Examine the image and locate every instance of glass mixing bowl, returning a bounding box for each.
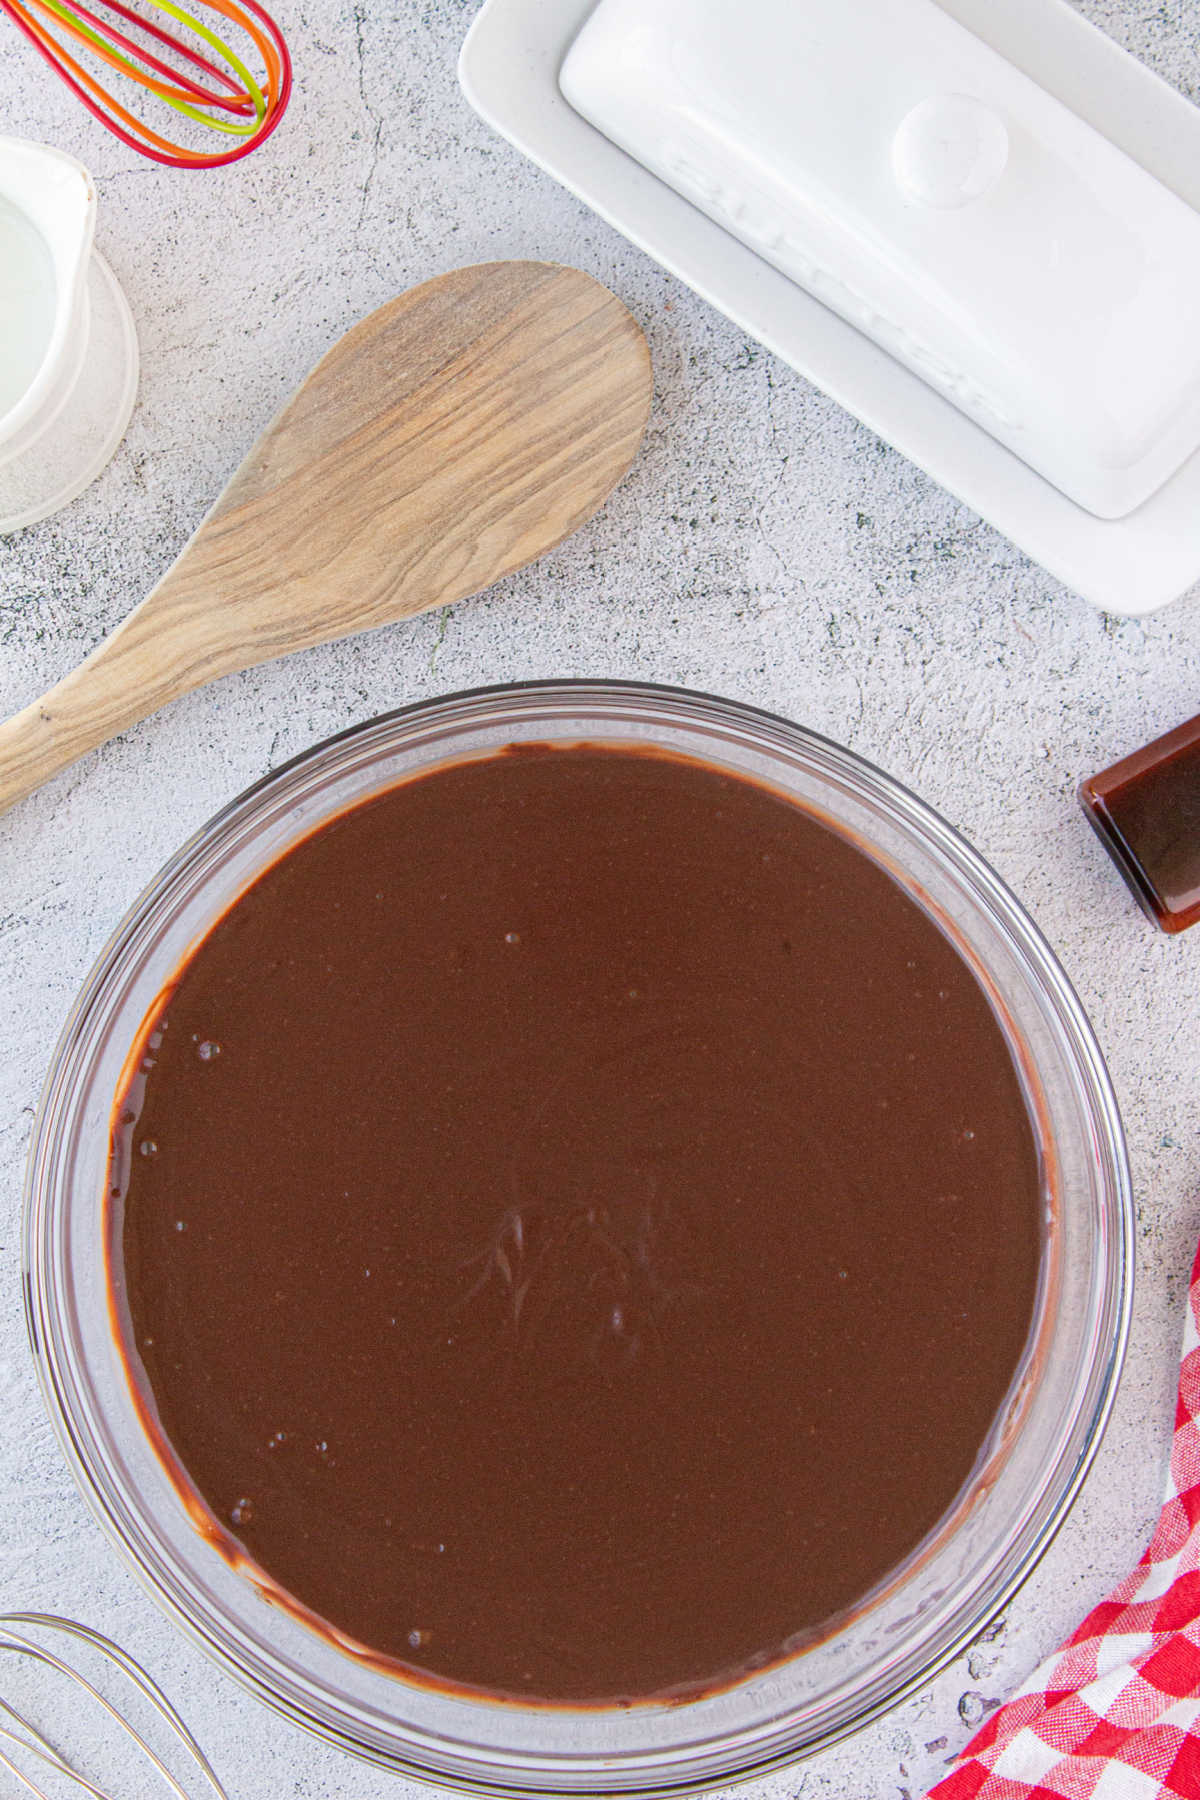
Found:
[24,681,1132,1795]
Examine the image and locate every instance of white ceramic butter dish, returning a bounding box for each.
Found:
[460,0,1200,614]
[561,0,1200,522]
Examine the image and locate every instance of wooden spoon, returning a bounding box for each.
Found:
[0,261,653,816]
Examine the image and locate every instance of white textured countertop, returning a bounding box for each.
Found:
[2,4,1200,1796]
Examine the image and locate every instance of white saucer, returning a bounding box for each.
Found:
[460,0,1200,616]
[0,248,139,536]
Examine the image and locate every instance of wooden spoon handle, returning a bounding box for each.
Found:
[0,589,213,815]
[0,262,652,818]
[0,524,443,815]
[0,507,452,815]
[0,686,126,819]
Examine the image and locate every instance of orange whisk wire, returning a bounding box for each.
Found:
[24,0,253,112]
[94,0,255,100]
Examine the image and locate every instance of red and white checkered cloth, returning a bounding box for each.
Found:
[928,1238,1200,1800]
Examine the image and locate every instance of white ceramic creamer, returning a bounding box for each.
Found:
[0,139,93,467]
[560,0,1200,520]
[0,137,138,534]
[0,195,56,420]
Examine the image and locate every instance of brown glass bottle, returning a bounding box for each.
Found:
[1080,713,1200,934]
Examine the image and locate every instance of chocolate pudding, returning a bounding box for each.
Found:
[108,743,1043,1705]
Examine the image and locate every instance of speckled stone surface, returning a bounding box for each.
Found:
[2,4,1200,1796]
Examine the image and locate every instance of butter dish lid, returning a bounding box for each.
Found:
[560,0,1200,521]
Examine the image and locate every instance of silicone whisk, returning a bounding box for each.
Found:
[0,0,290,167]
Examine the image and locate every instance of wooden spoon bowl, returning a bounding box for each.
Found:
[0,261,653,816]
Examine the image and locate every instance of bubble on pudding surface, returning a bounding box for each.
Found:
[196,1040,221,1062]
[231,1497,255,1527]
[408,1628,431,1649]
[139,1139,158,1157]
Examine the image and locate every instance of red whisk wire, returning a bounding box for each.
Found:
[23,0,256,111]
[93,0,251,98]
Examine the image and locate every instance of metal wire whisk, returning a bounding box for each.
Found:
[0,1613,229,1800]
